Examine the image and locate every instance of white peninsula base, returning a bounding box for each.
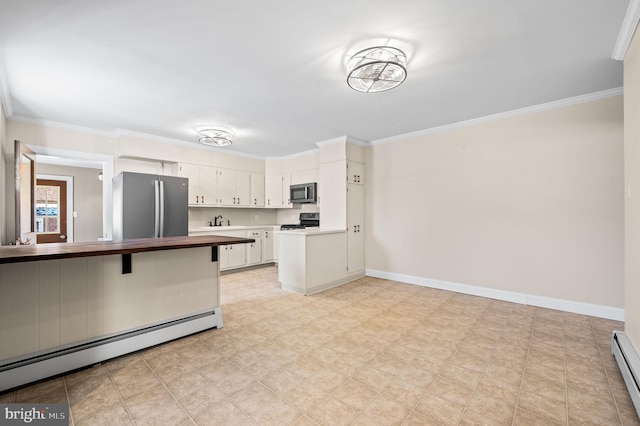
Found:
[278,229,364,295]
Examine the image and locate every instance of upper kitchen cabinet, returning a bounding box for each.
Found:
[178,163,217,206]
[291,168,319,185]
[265,174,292,208]
[115,157,177,176]
[319,160,347,228]
[251,173,265,207]
[217,168,251,206]
[347,161,364,185]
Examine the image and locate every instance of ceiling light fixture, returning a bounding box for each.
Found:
[347,46,407,93]
[197,128,233,147]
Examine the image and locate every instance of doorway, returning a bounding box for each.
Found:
[36,178,70,244]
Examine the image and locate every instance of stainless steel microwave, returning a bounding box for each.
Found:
[290,182,317,204]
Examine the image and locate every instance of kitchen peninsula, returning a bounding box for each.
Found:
[0,235,252,391]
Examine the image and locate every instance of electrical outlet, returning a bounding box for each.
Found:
[73,211,78,218]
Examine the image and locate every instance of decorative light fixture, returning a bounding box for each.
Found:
[197,128,233,147]
[347,46,407,93]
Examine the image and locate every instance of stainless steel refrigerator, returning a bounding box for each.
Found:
[113,172,188,240]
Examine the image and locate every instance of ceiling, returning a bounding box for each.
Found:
[0,0,631,158]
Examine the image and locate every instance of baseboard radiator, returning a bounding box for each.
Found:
[612,331,640,416]
[0,308,221,392]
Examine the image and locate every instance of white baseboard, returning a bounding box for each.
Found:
[365,269,624,321]
[282,270,365,296]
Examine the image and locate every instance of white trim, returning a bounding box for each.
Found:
[115,128,265,160]
[370,88,624,146]
[612,0,640,60]
[27,145,114,241]
[281,271,364,295]
[36,174,74,243]
[315,135,370,149]
[365,269,625,321]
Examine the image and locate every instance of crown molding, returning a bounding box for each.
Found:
[115,128,265,160]
[315,134,370,148]
[612,0,640,60]
[370,87,623,146]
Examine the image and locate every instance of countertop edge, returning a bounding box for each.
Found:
[277,228,347,235]
[0,235,254,264]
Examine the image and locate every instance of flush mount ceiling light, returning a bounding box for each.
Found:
[347,46,407,93]
[197,128,233,147]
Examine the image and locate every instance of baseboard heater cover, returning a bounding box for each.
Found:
[612,331,640,417]
[0,307,222,392]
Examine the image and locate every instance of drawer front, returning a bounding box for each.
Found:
[248,230,263,238]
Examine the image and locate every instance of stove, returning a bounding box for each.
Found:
[280,212,319,230]
[280,224,306,230]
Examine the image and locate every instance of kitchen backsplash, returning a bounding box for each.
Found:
[188,208,278,228]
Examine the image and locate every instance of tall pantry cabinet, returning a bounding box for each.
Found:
[319,140,365,275]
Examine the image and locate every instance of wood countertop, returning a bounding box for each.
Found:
[0,235,254,264]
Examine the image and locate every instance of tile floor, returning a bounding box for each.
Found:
[1,266,639,425]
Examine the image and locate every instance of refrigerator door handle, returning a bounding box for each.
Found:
[159,180,165,238]
[154,180,161,238]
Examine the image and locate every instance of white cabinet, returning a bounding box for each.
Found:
[194,228,275,271]
[319,160,347,229]
[283,174,292,208]
[217,169,251,206]
[215,231,247,270]
[265,174,292,208]
[263,228,275,262]
[265,175,282,207]
[347,184,365,273]
[248,230,263,265]
[347,161,364,185]
[318,143,365,277]
[178,163,217,206]
[251,173,265,207]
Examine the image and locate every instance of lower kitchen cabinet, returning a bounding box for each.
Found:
[248,230,263,265]
[220,244,246,270]
[263,229,274,262]
[347,183,365,273]
[192,227,277,271]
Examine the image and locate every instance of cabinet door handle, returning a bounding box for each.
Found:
[238,198,240,204]
[196,195,199,203]
[254,198,257,205]
[202,195,205,203]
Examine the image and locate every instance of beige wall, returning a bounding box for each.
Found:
[624,28,640,348]
[366,96,624,308]
[0,101,5,245]
[36,163,104,242]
